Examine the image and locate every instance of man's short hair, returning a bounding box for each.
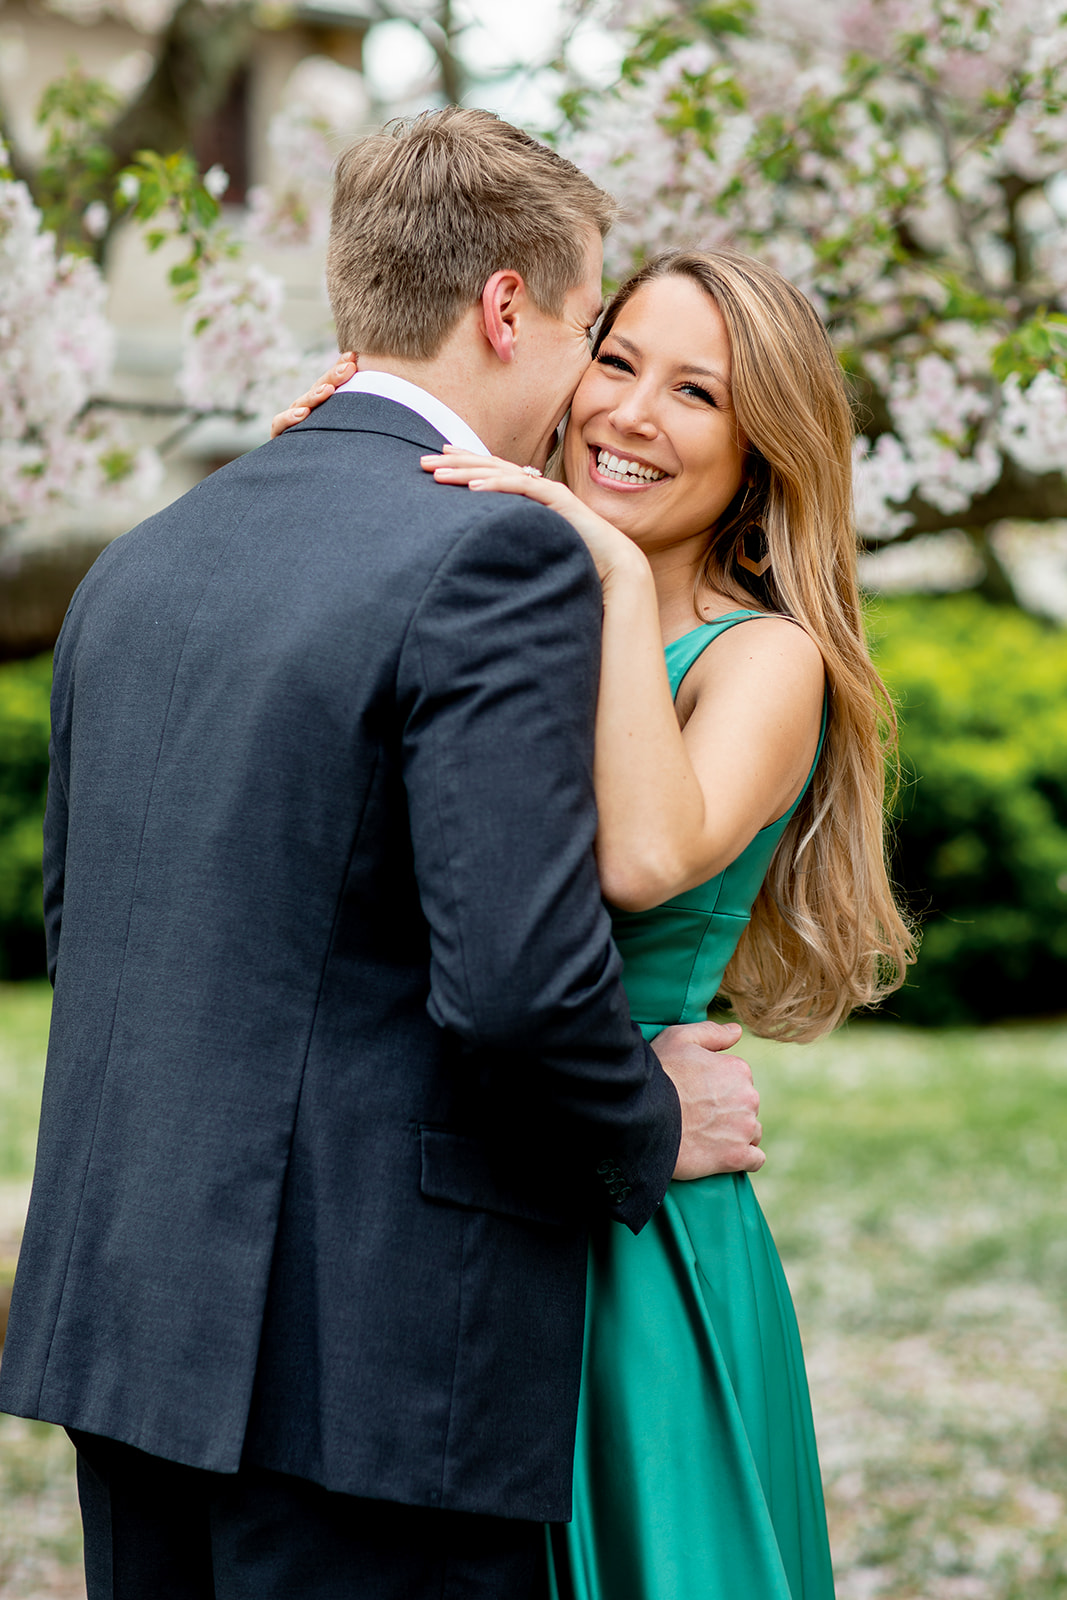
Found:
[326,107,616,360]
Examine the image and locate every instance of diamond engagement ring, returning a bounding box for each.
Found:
[520,465,543,478]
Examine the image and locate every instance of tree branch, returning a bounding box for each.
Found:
[0,97,34,188]
[859,461,1067,552]
[999,171,1040,288]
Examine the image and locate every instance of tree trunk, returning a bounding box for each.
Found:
[105,0,258,172]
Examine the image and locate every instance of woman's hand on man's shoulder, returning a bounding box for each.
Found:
[270,355,357,438]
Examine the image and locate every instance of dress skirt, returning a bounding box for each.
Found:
[547,1174,836,1600]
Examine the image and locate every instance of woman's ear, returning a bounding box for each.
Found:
[480,270,525,364]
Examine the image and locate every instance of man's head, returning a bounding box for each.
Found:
[327,107,614,361]
[325,109,612,467]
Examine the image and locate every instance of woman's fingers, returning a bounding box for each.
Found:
[421,449,518,473]
[420,450,642,585]
[270,401,312,439]
[422,456,562,505]
[270,355,356,439]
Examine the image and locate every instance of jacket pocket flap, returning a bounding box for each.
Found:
[419,1127,568,1228]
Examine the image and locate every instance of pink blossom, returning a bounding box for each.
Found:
[998,373,1067,476]
[176,264,302,422]
[0,167,159,529]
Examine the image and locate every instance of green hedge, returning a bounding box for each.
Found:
[0,655,51,979]
[872,593,1067,1025]
[2,595,1065,1020]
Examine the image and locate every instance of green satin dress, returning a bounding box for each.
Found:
[548,611,835,1600]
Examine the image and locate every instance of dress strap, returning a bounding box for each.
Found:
[664,610,827,830]
[664,610,771,698]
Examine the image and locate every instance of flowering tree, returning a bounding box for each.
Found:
[5,0,1067,615]
[558,0,1067,599]
[0,0,297,556]
[0,130,306,538]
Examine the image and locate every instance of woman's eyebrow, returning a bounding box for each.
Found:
[606,331,730,386]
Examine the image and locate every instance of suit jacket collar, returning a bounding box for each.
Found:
[287,392,449,454]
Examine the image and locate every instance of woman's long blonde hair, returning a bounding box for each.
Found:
[595,250,916,1041]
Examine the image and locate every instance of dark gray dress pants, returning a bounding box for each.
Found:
[70,1430,548,1600]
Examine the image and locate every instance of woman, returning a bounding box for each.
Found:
[275,249,914,1599]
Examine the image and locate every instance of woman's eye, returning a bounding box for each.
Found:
[680,382,717,406]
[596,352,633,374]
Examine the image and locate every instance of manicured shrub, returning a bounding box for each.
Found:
[0,655,50,979]
[1,598,1065,1023]
[871,593,1067,1024]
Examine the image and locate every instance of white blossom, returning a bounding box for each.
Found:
[853,434,917,539]
[0,167,159,531]
[83,200,110,240]
[245,58,369,249]
[998,372,1067,475]
[176,263,302,421]
[887,356,1001,515]
[202,165,230,202]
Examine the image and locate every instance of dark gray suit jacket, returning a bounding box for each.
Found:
[0,393,680,1522]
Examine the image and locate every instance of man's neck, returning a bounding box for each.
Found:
[357,310,509,457]
[358,358,493,446]
[337,370,489,455]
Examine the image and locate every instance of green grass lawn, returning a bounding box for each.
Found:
[746,1022,1067,1600]
[0,984,1064,1599]
[0,979,53,1184]
[0,981,85,1599]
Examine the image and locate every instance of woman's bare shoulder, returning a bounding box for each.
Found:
[716,611,823,659]
[678,613,824,721]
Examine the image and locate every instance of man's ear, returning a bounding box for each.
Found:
[480,270,525,364]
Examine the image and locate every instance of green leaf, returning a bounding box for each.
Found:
[937,275,1003,325]
[98,449,135,484]
[991,313,1067,386]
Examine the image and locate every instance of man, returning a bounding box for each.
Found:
[0,109,762,1598]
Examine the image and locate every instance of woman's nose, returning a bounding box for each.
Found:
[609,394,658,437]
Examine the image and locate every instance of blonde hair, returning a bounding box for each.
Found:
[596,250,916,1041]
[327,108,616,360]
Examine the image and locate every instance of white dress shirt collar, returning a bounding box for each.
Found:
[332,370,489,455]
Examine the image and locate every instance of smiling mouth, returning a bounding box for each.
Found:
[591,446,669,486]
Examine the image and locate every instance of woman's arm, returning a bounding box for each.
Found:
[424,451,825,913]
[598,605,824,909]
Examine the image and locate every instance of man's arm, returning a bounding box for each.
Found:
[398,498,681,1231]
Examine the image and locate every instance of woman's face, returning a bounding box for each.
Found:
[563,274,749,555]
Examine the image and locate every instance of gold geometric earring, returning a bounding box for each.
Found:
[736,525,772,577]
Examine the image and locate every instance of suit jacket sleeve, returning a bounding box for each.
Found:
[397,497,680,1232]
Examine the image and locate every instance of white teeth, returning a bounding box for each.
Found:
[596,448,666,483]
